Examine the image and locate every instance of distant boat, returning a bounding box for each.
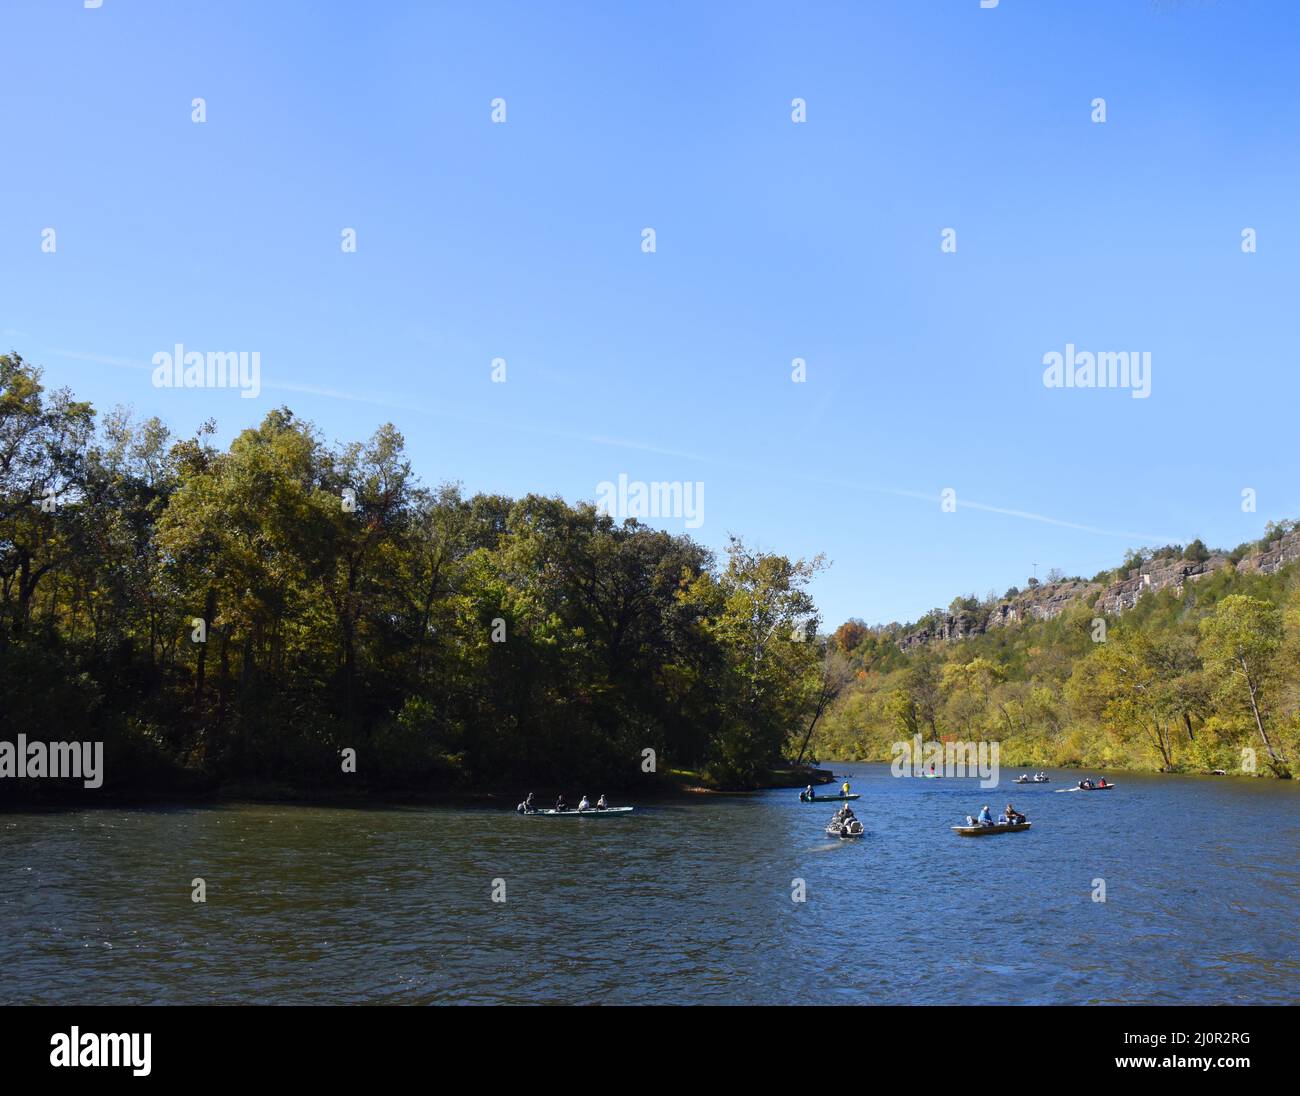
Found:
[1055,782,1115,793]
[799,791,860,802]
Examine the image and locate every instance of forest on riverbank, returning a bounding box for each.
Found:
[813,528,1300,778]
[5,352,1297,803]
[1,354,832,801]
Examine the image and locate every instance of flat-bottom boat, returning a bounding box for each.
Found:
[799,792,860,802]
[1055,783,1115,792]
[952,821,1032,836]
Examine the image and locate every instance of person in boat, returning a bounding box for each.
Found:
[1096,777,1107,788]
[1078,779,1091,790]
[804,785,815,801]
[841,781,851,798]
[1002,803,1024,825]
[555,793,569,812]
[519,792,535,814]
[578,794,591,812]
[977,804,993,826]
[596,794,608,810]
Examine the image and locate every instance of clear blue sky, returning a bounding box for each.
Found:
[3,0,1298,628]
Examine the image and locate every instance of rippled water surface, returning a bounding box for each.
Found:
[3,766,1298,1004]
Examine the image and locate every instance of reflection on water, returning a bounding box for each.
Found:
[2,766,1297,1004]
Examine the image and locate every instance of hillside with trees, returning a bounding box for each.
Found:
[816,530,1300,777]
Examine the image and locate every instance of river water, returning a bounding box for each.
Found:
[2,765,1297,1004]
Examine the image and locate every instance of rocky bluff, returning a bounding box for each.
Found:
[897,527,1300,652]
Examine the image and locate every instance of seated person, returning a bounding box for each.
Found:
[578,795,591,811]
[977,805,993,826]
[596,794,608,810]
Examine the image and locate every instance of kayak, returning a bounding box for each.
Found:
[952,822,1032,836]
[799,792,860,802]
[1054,783,1116,792]
[520,807,635,816]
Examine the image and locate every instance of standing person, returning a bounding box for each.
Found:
[841,780,851,798]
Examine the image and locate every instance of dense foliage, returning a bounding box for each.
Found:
[818,541,1300,777]
[1,355,835,797]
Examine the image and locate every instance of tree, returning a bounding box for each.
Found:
[1199,595,1287,775]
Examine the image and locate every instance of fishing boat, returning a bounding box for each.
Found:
[1014,776,1051,784]
[951,821,1032,836]
[799,791,860,802]
[826,818,865,838]
[520,806,635,817]
[1055,782,1115,793]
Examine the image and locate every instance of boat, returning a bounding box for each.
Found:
[826,818,865,838]
[520,806,635,816]
[951,821,1032,836]
[1055,782,1115,792]
[799,792,860,802]
[1014,776,1051,784]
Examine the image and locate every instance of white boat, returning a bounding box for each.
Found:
[826,818,864,838]
[521,806,635,817]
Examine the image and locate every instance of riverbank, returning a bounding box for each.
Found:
[0,763,837,810]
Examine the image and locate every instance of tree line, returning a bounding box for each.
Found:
[1,354,836,799]
[818,545,1300,777]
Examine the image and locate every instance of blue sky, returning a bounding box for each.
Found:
[2,0,1298,627]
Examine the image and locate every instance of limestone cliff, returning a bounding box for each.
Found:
[896,526,1300,651]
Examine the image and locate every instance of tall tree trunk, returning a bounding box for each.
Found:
[1239,656,1283,766]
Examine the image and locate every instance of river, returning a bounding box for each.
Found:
[2,765,1297,1004]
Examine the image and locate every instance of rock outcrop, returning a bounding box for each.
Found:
[1235,529,1300,576]
[895,526,1298,651]
[1092,554,1231,614]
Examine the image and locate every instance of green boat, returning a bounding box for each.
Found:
[799,792,860,802]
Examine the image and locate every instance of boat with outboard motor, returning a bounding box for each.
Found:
[826,817,865,838]
[1055,779,1115,792]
